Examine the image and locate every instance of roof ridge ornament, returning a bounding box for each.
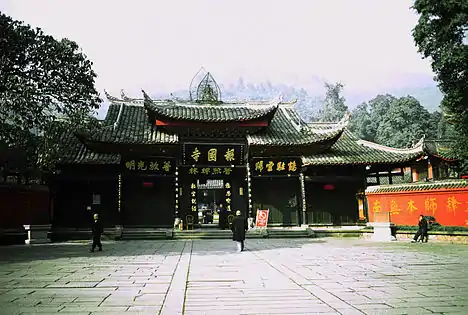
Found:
[104,89,121,102]
[196,72,222,103]
[120,89,132,101]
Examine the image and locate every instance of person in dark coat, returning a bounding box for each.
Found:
[231,210,248,252]
[218,204,227,229]
[90,213,103,252]
[412,214,428,243]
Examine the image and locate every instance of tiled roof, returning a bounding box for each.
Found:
[82,104,178,145]
[366,179,468,194]
[302,129,424,166]
[143,91,280,123]
[423,139,457,161]
[57,131,120,165]
[247,107,347,146]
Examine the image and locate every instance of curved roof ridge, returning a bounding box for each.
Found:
[357,136,425,154]
[366,179,468,193]
[303,112,350,135]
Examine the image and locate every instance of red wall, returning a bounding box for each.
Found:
[367,188,468,227]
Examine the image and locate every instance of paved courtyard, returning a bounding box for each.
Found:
[0,239,467,315]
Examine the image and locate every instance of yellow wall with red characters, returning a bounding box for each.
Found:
[367,188,468,226]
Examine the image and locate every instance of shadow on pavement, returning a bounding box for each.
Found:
[0,238,329,264]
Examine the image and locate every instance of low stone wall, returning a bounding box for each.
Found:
[359,229,468,244]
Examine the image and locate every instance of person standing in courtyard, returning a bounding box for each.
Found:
[412,214,428,243]
[231,210,248,252]
[218,203,227,229]
[90,213,103,252]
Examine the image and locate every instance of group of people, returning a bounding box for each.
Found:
[87,206,248,253]
[412,214,429,243]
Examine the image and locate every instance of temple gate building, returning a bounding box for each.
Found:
[51,71,433,231]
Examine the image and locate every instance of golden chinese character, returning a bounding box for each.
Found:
[225,182,231,189]
[223,168,232,175]
[212,168,221,174]
[266,161,274,172]
[424,198,438,215]
[191,183,197,189]
[447,196,462,214]
[255,160,264,172]
[163,161,171,172]
[201,167,210,175]
[277,162,285,171]
[137,160,147,171]
[373,200,381,213]
[224,148,235,162]
[125,160,136,170]
[226,191,231,197]
[225,198,231,204]
[191,205,197,212]
[407,199,418,214]
[288,161,297,172]
[390,200,400,215]
[191,191,196,197]
[191,147,201,161]
[149,161,159,171]
[191,198,196,205]
[226,205,231,211]
[207,148,217,162]
[189,167,198,175]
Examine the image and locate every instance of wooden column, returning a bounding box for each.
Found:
[428,160,434,180]
[299,172,307,226]
[412,167,419,182]
[246,162,253,217]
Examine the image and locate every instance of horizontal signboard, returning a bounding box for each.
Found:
[122,157,176,175]
[250,157,302,176]
[185,166,234,177]
[183,143,244,166]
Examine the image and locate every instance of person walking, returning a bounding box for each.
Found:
[90,213,103,252]
[231,210,248,252]
[412,214,428,243]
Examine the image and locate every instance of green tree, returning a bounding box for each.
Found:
[412,0,468,172]
[0,12,101,173]
[367,94,397,141]
[348,102,373,141]
[375,96,431,148]
[319,82,349,122]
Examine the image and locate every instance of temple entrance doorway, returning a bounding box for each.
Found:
[196,179,231,228]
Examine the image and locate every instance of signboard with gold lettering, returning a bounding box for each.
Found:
[183,143,244,166]
[186,166,234,177]
[122,158,175,175]
[250,157,302,176]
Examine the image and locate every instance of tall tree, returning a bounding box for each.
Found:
[366,94,397,141]
[0,12,101,173]
[348,102,373,141]
[412,0,468,171]
[319,82,348,122]
[375,96,431,148]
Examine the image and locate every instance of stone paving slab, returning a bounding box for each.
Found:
[0,238,467,314]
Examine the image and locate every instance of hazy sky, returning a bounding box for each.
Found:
[1,0,432,97]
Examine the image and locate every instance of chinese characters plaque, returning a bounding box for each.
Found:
[250,157,302,176]
[122,158,175,175]
[183,143,244,166]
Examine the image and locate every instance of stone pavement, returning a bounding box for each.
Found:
[0,239,467,315]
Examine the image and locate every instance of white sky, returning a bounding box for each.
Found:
[1,0,433,97]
